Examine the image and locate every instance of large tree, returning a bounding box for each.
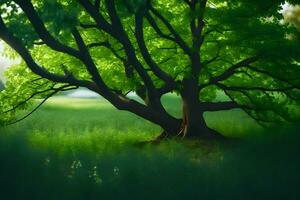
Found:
[0,0,299,138]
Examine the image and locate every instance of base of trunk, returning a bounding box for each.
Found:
[154,125,224,142]
[190,126,225,139]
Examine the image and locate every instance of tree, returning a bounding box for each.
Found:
[0,0,299,139]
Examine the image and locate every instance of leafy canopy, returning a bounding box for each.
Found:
[0,0,300,125]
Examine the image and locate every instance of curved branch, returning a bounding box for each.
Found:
[103,0,162,105]
[222,90,275,126]
[80,23,99,29]
[247,65,300,90]
[78,0,114,34]
[72,28,112,94]
[222,89,296,124]
[201,101,241,111]
[149,5,191,55]
[79,0,158,100]
[203,45,221,65]
[15,0,81,58]
[0,16,91,87]
[6,85,78,125]
[207,57,258,85]
[2,84,57,114]
[135,11,175,83]
[145,12,177,42]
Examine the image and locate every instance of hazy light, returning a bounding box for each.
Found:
[279,1,300,30]
[0,40,19,81]
[67,88,99,98]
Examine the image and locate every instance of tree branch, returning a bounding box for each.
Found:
[190,0,207,51]
[145,13,177,42]
[149,4,191,55]
[94,0,100,10]
[201,101,241,111]
[135,11,176,84]
[3,84,57,114]
[200,56,259,89]
[71,28,113,94]
[0,16,90,87]
[203,45,221,65]
[222,90,275,126]
[6,85,77,125]
[247,65,300,90]
[80,23,98,29]
[15,0,81,58]
[103,0,162,106]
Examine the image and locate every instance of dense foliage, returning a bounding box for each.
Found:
[0,0,299,136]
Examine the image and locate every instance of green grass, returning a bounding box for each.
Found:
[3,94,262,138]
[0,95,299,200]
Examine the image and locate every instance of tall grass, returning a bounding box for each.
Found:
[0,96,299,200]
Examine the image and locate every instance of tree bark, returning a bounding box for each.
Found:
[176,78,224,139]
[181,102,223,139]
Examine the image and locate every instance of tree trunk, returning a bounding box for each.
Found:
[156,98,224,140]
[175,78,224,139]
[111,78,224,140]
[180,100,223,139]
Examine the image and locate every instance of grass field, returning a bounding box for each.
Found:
[0,95,299,200]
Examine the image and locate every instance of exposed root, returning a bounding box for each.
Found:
[135,125,226,148]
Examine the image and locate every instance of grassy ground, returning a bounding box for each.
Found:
[0,95,299,200]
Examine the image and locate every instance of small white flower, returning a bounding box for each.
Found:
[113,167,120,176]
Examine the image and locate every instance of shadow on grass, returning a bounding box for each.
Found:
[0,125,300,200]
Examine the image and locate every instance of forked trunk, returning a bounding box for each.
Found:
[180,100,223,139]
[134,79,224,140]
[158,102,223,139]
[157,97,224,140]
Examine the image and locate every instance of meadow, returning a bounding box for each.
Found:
[0,95,299,200]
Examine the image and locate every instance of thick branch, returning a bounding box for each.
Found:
[190,0,207,51]
[87,41,110,49]
[135,11,175,84]
[145,13,177,42]
[200,56,258,89]
[103,0,162,105]
[94,0,100,10]
[78,0,115,34]
[201,101,241,111]
[149,5,191,55]
[79,0,158,101]
[0,17,90,87]
[80,23,98,29]
[72,28,113,94]
[15,0,80,58]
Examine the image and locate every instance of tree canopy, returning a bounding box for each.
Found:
[0,0,299,137]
